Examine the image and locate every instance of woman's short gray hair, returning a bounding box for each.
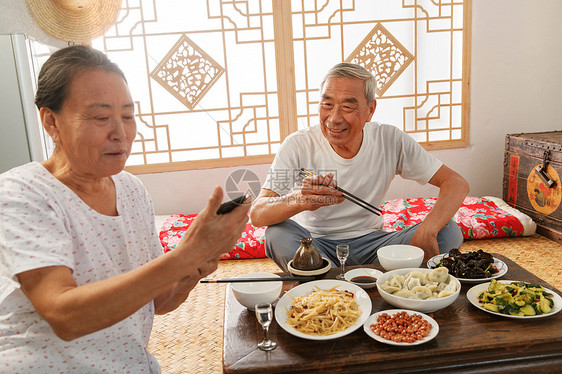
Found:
[319,63,377,102]
[35,45,126,112]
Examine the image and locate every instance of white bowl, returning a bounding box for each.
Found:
[230,272,283,310]
[344,268,383,289]
[376,268,461,313]
[377,244,424,271]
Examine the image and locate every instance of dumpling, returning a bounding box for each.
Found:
[437,289,456,298]
[437,280,458,298]
[388,274,405,288]
[425,281,440,292]
[405,276,422,290]
[428,267,449,283]
[411,285,432,300]
[406,271,427,283]
[394,289,416,299]
[380,283,401,294]
[408,270,426,278]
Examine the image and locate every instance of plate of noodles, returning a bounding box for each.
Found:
[274,280,372,340]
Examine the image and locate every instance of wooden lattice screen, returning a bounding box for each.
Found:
[92,0,471,174]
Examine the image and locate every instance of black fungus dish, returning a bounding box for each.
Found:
[434,249,498,279]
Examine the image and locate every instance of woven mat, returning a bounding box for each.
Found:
[148,234,562,374]
[148,258,280,373]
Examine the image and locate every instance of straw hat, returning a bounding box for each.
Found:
[25,0,123,44]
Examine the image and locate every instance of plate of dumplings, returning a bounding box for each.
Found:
[376,267,461,313]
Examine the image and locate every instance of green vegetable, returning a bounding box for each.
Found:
[519,304,536,316]
[476,279,555,317]
[539,294,552,314]
[482,303,499,312]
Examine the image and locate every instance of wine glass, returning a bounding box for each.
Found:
[336,244,350,280]
[254,303,277,351]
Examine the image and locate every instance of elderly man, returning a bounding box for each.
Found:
[250,62,469,272]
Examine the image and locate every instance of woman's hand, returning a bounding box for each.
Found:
[153,187,251,313]
[174,187,250,265]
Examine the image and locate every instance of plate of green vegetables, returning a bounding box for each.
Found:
[467,279,561,319]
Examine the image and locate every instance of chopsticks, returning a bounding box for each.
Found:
[300,168,382,216]
[200,276,315,283]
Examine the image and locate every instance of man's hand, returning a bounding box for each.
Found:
[298,172,345,211]
[408,227,440,263]
[250,172,345,227]
[408,165,469,262]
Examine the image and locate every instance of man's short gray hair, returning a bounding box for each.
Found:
[319,63,377,102]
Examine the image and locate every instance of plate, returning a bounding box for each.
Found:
[363,309,439,346]
[274,280,372,340]
[344,268,383,289]
[467,280,562,319]
[427,253,508,283]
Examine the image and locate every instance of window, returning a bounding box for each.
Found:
[93,0,471,174]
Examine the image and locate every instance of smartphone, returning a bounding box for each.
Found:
[216,194,248,214]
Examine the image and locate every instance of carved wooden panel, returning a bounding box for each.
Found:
[347,23,414,97]
[151,34,225,111]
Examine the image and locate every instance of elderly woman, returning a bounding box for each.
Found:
[0,45,249,372]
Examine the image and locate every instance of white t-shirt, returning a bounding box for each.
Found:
[263,122,443,240]
[0,162,163,373]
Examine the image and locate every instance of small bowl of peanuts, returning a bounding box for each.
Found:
[363,309,439,346]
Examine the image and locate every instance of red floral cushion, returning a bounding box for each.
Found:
[159,197,529,260]
[159,214,266,259]
[382,196,525,239]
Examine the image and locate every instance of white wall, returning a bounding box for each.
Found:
[2,1,561,215]
[0,1,67,48]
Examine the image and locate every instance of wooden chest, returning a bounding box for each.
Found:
[503,131,562,243]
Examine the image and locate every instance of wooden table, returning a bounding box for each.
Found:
[223,254,562,373]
